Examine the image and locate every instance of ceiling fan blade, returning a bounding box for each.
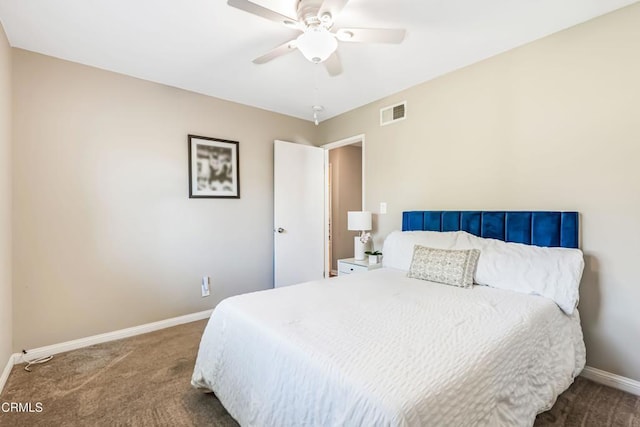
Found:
[252,40,298,64]
[336,28,406,44]
[319,0,350,19]
[324,52,342,76]
[227,0,298,25]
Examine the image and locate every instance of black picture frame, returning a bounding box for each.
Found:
[188,135,240,199]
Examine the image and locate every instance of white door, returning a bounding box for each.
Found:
[274,140,325,287]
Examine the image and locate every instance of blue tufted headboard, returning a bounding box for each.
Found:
[402,211,579,249]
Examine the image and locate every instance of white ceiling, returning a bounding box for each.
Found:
[0,0,637,122]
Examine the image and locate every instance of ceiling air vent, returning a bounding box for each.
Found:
[380,101,406,126]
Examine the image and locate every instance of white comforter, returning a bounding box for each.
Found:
[192,268,585,427]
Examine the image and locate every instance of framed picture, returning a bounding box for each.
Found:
[188,135,240,198]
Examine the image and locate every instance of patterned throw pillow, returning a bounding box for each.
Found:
[407,245,480,288]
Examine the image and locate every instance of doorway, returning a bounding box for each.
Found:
[323,135,365,276]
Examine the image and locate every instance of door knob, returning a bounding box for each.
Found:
[276,227,285,233]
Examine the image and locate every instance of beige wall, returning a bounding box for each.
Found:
[329,145,362,270]
[319,4,640,381]
[11,49,316,351]
[0,23,12,371]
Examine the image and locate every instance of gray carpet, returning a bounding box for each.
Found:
[0,319,638,426]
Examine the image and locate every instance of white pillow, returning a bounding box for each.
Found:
[382,230,463,271]
[456,232,584,315]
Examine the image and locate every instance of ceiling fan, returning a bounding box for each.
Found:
[227,0,406,76]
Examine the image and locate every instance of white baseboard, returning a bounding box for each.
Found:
[581,365,640,396]
[11,309,212,366]
[0,354,14,395]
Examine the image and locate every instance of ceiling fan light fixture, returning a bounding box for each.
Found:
[296,27,337,63]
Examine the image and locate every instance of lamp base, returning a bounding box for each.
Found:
[354,236,365,260]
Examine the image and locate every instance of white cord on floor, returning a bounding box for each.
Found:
[24,355,53,372]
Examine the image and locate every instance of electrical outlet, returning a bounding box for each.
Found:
[380,202,387,214]
[201,276,210,297]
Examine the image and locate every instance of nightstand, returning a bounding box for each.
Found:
[337,258,382,276]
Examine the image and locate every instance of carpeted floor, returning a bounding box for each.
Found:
[0,319,638,426]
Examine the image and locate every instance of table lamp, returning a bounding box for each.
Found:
[348,211,372,260]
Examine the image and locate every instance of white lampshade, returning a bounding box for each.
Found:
[296,27,338,63]
[348,211,372,231]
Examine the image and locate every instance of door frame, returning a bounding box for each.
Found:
[321,134,366,277]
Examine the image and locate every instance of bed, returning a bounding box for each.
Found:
[192,211,586,426]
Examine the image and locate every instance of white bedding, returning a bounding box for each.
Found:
[192,268,585,426]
